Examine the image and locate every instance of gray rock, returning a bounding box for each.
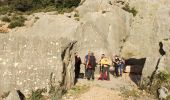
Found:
[6,90,20,100]
[158,86,169,100]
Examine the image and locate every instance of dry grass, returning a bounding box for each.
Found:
[120,87,141,98]
[66,85,90,98]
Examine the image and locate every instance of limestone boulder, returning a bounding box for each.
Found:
[6,90,20,100]
[120,0,170,78]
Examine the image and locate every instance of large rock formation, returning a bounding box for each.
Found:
[0,0,132,98]
[0,0,170,98]
[0,34,77,97]
[120,0,170,78]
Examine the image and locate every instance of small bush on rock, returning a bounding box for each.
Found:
[122,4,138,17]
[149,71,170,97]
[8,16,27,28]
[0,6,12,15]
[28,88,46,100]
[1,16,11,22]
[166,95,170,100]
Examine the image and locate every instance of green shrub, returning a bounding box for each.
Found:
[0,5,12,15]
[40,0,53,7]
[74,13,79,17]
[138,71,170,99]
[57,7,75,14]
[55,0,81,13]
[166,95,170,100]
[155,71,170,82]
[28,88,46,100]
[8,16,27,28]
[0,0,81,14]
[43,6,56,12]
[75,17,80,21]
[55,0,81,8]
[149,71,170,96]
[35,16,39,19]
[7,0,33,12]
[1,16,11,22]
[122,4,138,16]
[68,85,90,96]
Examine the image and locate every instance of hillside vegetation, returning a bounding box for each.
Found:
[0,0,81,14]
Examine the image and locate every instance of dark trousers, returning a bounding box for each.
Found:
[102,66,110,80]
[87,68,94,80]
[115,65,119,76]
[75,68,80,78]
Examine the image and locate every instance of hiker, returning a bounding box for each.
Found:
[118,57,125,76]
[74,52,82,78]
[98,54,106,80]
[100,54,111,80]
[99,54,105,73]
[113,55,125,77]
[86,52,96,80]
[84,51,91,79]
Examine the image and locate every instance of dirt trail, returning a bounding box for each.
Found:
[62,73,156,100]
[74,86,123,100]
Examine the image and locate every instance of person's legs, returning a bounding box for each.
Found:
[92,69,95,80]
[106,66,110,80]
[90,69,93,80]
[115,65,119,77]
[86,68,90,80]
[119,64,124,76]
[89,69,93,80]
[77,67,80,78]
[75,65,79,78]
[84,66,87,78]
[102,67,106,80]
[75,69,78,78]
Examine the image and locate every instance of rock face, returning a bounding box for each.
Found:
[6,90,20,100]
[0,0,132,97]
[0,0,170,98]
[120,0,170,78]
[158,86,169,100]
[0,34,76,96]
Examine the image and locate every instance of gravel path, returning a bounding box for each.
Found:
[62,73,156,100]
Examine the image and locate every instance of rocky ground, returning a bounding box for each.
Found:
[62,72,156,100]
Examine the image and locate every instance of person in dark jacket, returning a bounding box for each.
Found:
[85,52,96,80]
[88,52,96,80]
[75,52,82,78]
[112,55,120,77]
[84,51,91,79]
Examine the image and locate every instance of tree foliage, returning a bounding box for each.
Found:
[0,0,81,13]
